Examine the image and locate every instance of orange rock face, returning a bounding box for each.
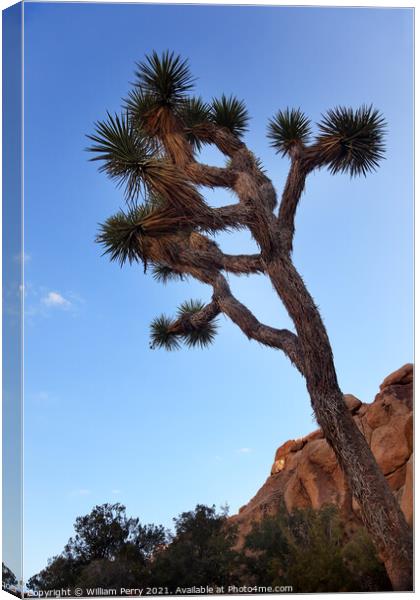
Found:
[231,364,413,542]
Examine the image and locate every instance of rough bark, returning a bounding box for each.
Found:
[211,273,305,375]
[265,255,413,591]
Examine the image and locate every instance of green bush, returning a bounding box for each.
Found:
[243,504,391,592]
[27,502,391,594]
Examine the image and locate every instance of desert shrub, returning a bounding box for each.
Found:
[27,501,391,594]
[149,504,240,588]
[27,504,168,593]
[243,504,391,592]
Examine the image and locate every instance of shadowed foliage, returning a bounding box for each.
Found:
[243,504,391,592]
[148,505,240,588]
[2,563,17,587]
[27,503,391,594]
[152,263,186,284]
[27,504,168,594]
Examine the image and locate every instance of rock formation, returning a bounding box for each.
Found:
[231,364,413,542]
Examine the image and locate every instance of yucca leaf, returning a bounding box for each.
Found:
[96,206,147,266]
[124,88,162,131]
[150,315,181,350]
[315,105,386,177]
[267,108,311,156]
[177,299,218,348]
[134,51,195,108]
[177,97,212,150]
[88,114,204,212]
[96,202,182,266]
[152,264,186,284]
[87,112,157,202]
[210,95,249,137]
[177,299,206,316]
[182,322,218,349]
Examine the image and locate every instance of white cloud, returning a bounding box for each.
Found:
[42,291,71,308]
[111,489,121,495]
[238,447,252,454]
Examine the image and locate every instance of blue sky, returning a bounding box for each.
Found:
[19,2,413,581]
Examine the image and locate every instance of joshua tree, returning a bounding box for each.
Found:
[88,52,412,590]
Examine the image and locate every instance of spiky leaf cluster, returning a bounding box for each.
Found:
[150,315,181,350]
[87,112,157,201]
[315,105,386,177]
[177,97,212,150]
[183,322,218,349]
[177,299,206,316]
[96,204,151,266]
[124,88,162,131]
[97,201,182,267]
[152,263,186,284]
[88,110,206,213]
[177,299,218,348]
[210,95,249,137]
[267,108,311,156]
[150,300,218,350]
[134,50,195,108]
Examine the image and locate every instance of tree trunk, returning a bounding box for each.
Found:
[311,388,413,591]
[266,255,413,591]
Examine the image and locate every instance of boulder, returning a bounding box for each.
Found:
[370,415,411,475]
[343,394,362,412]
[302,428,324,443]
[380,363,413,390]
[306,438,336,474]
[400,455,413,526]
[230,364,413,543]
[386,464,407,491]
[365,400,391,429]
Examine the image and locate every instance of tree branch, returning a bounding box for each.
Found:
[277,153,309,253]
[211,204,250,230]
[191,270,304,374]
[168,299,220,335]
[174,233,264,277]
[221,253,264,275]
[194,122,245,157]
[160,116,278,253]
[185,162,236,188]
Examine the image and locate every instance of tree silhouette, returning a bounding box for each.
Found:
[149,504,239,588]
[88,51,412,590]
[2,563,18,587]
[27,503,167,593]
